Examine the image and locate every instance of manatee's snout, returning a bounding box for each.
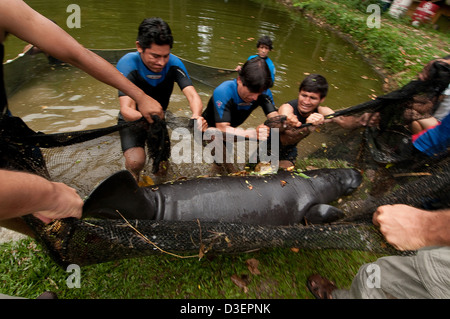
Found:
[342,168,363,194]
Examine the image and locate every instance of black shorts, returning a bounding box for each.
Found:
[118,113,147,152]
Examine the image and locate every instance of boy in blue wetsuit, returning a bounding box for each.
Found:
[203,56,278,140]
[202,57,279,173]
[236,36,276,84]
[117,17,205,181]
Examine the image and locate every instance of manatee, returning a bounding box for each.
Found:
[83,168,362,225]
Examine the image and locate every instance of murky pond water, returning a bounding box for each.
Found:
[3,0,385,186]
[5,0,383,130]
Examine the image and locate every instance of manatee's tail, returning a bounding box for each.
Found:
[82,170,154,220]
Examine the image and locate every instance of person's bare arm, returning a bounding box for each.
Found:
[319,106,379,129]
[119,96,145,122]
[213,111,278,141]
[0,0,163,122]
[0,170,83,223]
[373,204,450,251]
[182,85,208,131]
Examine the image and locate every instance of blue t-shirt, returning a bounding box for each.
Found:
[413,113,450,157]
[116,52,192,110]
[202,79,276,127]
[248,54,275,83]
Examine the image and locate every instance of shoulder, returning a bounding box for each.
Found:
[279,102,295,113]
[118,52,140,64]
[117,52,140,73]
[168,54,187,69]
[166,54,190,77]
[213,80,238,103]
[215,80,237,93]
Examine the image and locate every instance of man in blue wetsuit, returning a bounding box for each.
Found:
[236,36,276,84]
[117,17,205,180]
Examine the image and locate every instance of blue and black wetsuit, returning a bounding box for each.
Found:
[202,79,276,128]
[116,51,193,151]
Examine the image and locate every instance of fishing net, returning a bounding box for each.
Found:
[1,50,449,267]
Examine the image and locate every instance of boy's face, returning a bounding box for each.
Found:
[297,90,324,114]
[257,45,271,59]
[136,42,171,73]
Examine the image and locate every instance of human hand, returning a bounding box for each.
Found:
[256,124,270,141]
[32,182,83,224]
[136,95,165,123]
[286,113,302,128]
[191,115,208,132]
[359,112,380,127]
[306,113,325,126]
[372,204,431,251]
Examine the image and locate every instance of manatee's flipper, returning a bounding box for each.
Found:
[304,204,345,224]
[83,170,155,220]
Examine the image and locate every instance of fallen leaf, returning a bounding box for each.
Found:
[231,274,249,293]
[291,247,299,253]
[280,180,287,187]
[246,258,261,275]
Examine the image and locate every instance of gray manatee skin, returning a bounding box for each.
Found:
[83,168,362,226]
[142,168,362,225]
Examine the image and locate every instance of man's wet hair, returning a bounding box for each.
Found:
[239,56,273,92]
[257,36,273,50]
[137,17,174,49]
[299,74,328,98]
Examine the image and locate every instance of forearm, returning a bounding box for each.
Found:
[183,86,204,118]
[424,209,450,247]
[0,171,69,220]
[119,96,144,121]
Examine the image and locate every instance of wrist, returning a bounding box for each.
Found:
[425,210,450,247]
